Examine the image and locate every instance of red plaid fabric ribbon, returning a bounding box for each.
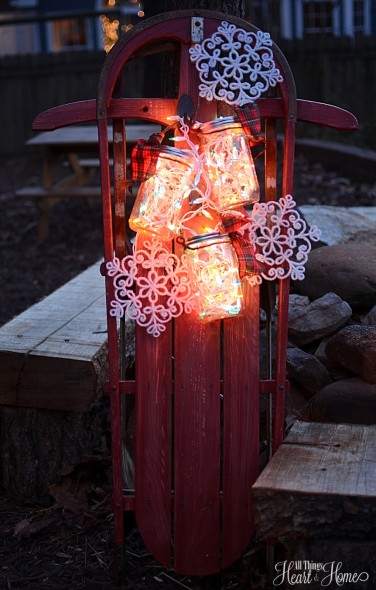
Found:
[221,213,262,278]
[234,103,262,146]
[130,132,164,182]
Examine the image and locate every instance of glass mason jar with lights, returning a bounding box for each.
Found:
[197,117,260,210]
[184,231,243,322]
[129,146,195,240]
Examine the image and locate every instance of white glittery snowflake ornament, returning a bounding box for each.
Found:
[106,239,195,337]
[243,195,321,281]
[189,21,283,106]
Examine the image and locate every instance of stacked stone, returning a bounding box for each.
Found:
[278,206,376,426]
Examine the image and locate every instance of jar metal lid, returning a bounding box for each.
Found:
[185,231,230,249]
[159,145,194,164]
[138,144,194,164]
[198,116,242,134]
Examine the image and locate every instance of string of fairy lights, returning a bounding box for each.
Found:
[101,0,144,51]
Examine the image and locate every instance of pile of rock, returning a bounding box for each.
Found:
[281,205,376,426]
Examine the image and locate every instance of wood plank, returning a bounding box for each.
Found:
[0,352,26,405]
[0,262,114,411]
[15,186,102,200]
[172,33,221,577]
[16,355,101,412]
[32,98,177,131]
[255,421,376,497]
[0,262,103,343]
[31,97,358,139]
[134,234,172,569]
[27,122,160,147]
[296,98,359,130]
[31,99,357,138]
[252,421,376,540]
[222,281,260,568]
[174,313,221,575]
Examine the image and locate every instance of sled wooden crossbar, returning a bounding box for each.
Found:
[33,97,358,132]
[31,9,358,578]
[103,379,289,396]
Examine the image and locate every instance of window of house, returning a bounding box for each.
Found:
[51,18,89,51]
[280,0,371,39]
[302,1,334,35]
[353,0,366,33]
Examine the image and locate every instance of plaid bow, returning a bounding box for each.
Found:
[130,132,164,182]
[234,103,263,147]
[221,213,262,279]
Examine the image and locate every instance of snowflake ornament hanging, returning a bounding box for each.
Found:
[106,239,195,338]
[189,21,283,106]
[243,195,321,282]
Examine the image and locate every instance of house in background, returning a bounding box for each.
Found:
[279,0,375,38]
[249,0,375,39]
[0,0,374,155]
[0,0,144,56]
[1,1,375,56]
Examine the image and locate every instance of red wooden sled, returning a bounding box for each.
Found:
[33,10,358,577]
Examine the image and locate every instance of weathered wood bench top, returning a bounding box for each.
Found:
[252,421,376,540]
[26,123,159,147]
[0,261,109,412]
[15,185,103,200]
[253,421,376,497]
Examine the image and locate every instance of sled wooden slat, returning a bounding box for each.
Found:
[174,314,221,574]
[222,282,260,567]
[134,240,173,567]
[172,36,221,575]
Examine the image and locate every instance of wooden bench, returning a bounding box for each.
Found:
[15,185,102,202]
[15,183,104,243]
[252,421,376,581]
[253,420,376,539]
[17,122,155,243]
[0,261,135,497]
[0,261,108,412]
[65,157,115,169]
[252,422,376,539]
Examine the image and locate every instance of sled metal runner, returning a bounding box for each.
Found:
[32,10,358,576]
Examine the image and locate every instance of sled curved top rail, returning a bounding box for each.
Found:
[96,9,297,121]
[32,9,358,133]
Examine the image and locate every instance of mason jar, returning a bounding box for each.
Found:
[129,146,194,240]
[185,232,243,322]
[198,117,260,210]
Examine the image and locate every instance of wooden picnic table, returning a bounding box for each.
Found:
[17,123,160,243]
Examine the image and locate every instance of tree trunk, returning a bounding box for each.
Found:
[141,0,247,98]
[0,400,109,499]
